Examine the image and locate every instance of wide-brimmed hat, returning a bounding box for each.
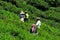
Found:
[32,24,36,27]
[37,17,40,20]
[20,11,25,14]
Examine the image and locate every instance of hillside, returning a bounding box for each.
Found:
[0,0,60,40]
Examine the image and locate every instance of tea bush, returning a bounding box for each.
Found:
[0,9,60,40]
[0,1,60,22]
[0,0,60,40]
[0,0,60,29]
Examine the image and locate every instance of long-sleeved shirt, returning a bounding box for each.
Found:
[25,13,29,18]
[36,20,41,28]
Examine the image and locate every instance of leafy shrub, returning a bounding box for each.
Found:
[25,0,50,8]
[0,1,22,14]
[3,0,60,22]
[0,0,60,40]
[0,9,60,40]
[0,0,60,23]
[50,7,60,12]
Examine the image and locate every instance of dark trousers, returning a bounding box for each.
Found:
[30,28,37,33]
[24,18,28,22]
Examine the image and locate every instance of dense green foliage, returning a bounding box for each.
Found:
[0,0,60,40]
[0,0,60,22]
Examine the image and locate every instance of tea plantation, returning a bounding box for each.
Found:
[0,0,60,40]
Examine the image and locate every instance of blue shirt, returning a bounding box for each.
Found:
[20,14,25,18]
